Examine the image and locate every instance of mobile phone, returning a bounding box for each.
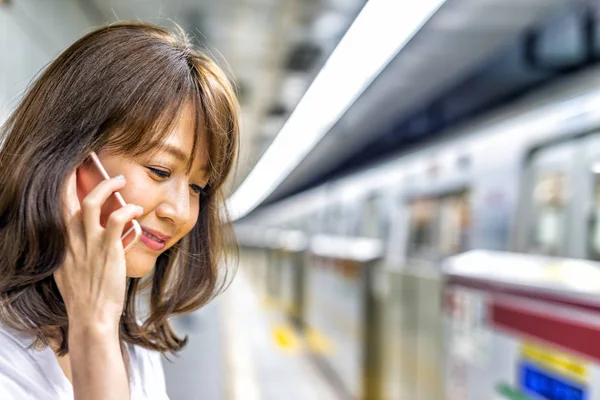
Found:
[78,152,142,253]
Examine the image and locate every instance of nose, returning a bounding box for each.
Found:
[155,180,190,225]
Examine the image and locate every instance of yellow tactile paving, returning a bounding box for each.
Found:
[272,323,301,353]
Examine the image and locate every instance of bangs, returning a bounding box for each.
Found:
[99,54,236,193]
[101,73,199,163]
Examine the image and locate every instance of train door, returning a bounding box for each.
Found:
[520,142,577,257]
[389,189,470,400]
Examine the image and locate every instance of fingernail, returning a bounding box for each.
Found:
[136,205,144,213]
[115,174,125,180]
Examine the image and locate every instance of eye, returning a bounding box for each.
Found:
[190,184,207,197]
[147,167,170,179]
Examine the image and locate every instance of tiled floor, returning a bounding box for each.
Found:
[162,269,339,400]
[162,301,225,400]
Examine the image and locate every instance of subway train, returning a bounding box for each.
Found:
[235,64,600,399]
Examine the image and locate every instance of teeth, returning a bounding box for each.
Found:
[143,231,164,242]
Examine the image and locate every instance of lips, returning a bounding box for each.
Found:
[139,227,172,251]
[142,230,164,243]
[141,227,172,242]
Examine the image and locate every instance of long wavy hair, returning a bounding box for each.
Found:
[0,22,239,355]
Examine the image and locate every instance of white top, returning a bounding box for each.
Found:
[0,325,170,399]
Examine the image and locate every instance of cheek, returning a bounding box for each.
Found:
[119,173,156,208]
[98,157,151,207]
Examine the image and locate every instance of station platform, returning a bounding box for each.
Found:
[161,268,340,400]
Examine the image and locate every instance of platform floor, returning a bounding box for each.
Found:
[161,269,340,400]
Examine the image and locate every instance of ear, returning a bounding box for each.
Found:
[76,160,102,206]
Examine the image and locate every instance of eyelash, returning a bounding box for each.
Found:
[147,167,207,197]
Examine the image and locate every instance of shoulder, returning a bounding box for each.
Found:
[0,326,57,399]
[128,343,169,399]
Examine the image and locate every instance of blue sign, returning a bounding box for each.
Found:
[520,362,586,400]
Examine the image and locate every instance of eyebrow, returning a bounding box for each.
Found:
[160,144,208,173]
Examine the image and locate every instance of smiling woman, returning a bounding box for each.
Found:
[79,102,213,277]
[0,22,239,399]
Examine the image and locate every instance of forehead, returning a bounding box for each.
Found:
[160,103,209,167]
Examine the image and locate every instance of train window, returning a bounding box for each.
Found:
[327,205,340,234]
[530,172,567,256]
[339,205,354,236]
[311,212,322,234]
[407,198,437,256]
[438,192,470,256]
[588,170,600,260]
[361,196,382,238]
[337,206,348,235]
[328,204,349,235]
[407,191,470,259]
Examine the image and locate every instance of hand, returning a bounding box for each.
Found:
[54,169,143,328]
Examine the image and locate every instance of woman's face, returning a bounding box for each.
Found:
[82,104,209,277]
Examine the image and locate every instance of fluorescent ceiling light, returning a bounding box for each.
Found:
[228,0,446,221]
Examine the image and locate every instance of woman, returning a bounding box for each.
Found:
[0,21,239,399]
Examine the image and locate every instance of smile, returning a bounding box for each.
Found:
[140,229,167,251]
[143,230,164,243]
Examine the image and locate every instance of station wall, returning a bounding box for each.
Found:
[0,0,94,122]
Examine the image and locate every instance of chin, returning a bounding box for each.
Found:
[125,248,158,278]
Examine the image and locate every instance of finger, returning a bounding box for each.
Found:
[104,204,144,247]
[81,176,127,235]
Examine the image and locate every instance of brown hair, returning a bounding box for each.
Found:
[0,22,239,355]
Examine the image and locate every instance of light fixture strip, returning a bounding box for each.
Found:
[228,0,447,220]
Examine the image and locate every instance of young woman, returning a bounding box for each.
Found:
[0,22,239,399]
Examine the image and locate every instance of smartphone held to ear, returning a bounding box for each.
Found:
[77,152,142,253]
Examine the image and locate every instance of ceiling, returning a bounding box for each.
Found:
[82,0,366,195]
[260,0,583,205]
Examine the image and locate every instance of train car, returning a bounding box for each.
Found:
[237,65,600,399]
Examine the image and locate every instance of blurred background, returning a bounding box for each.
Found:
[5,0,600,399]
